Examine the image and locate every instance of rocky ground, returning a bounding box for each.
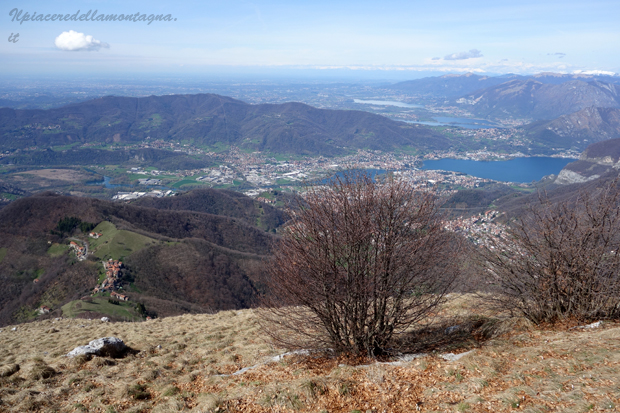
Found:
[0,295,619,412]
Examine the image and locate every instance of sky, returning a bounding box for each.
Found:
[2,0,620,80]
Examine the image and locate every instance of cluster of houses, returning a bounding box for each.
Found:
[69,241,87,261]
[38,305,51,314]
[92,259,126,296]
[89,232,103,239]
[444,210,506,247]
[110,291,129,301]
[35,255,133,318]
[256,196,276,204]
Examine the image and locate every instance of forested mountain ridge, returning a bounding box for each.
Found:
[0,93,448,156]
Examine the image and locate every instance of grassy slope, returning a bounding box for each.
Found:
[1,295,619,412]
[61,297,143,322]
[89,221,160,260]
[46,243,69,257]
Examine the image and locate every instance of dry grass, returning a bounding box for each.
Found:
[0,296,619,412]
[20,169,91,182]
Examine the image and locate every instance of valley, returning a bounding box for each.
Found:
[4,72,620,328]
[3,0,620,411]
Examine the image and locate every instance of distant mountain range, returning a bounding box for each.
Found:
[457,79,620,120]
[385,73,521,98]
[388,72,620,123]
[0,94,448,156]
[522,107,620,151]
[387,72,620,100]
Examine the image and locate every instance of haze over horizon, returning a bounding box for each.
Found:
[2,0,619,81]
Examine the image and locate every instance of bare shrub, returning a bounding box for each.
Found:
[28,359,55,380]
[126,383,150,400]
[261,171,462,356]
[479,179,620,324]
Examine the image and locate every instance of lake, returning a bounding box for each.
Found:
[353,99,423,108]
[422,157,577,183]
[405,117,503,130]
[352,99,502,129]
[87,176,126,188]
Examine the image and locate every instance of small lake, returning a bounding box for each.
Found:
[87,176,126,188]
[353,99,423,108]
[406,117,503,130]
[422,157,576,183]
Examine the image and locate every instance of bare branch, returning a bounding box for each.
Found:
[260,170,462,356]
[478,178,620,324]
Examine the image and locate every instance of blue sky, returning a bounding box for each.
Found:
[2,0,619,79]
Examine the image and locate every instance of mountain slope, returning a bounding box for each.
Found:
[130,187,288,232]
[553,138,620,184]
[0,189,281,326]
[523,107,620,150]
[385,72,620,100]
[0,93,448,156]
[458,79,620,120]
[0,147,211,169]
[385,73,521,98]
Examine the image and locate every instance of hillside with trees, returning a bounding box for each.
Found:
[0,94,448,156]
[0,189,281,327]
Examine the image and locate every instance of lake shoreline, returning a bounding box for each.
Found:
[421,157,577,183]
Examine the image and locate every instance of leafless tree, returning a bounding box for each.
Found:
[260,171,462,356]
[479,179,620,324]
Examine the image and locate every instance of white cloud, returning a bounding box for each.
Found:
[444,49,483,60]
[302,60,594,76]
[573,69,616,76]
[54,30,109,51]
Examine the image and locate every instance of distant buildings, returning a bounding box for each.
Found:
[93,259,125,294]
[69,241,87,261]
[138,178,163,185]
[112,190,174,200]
[38,306,51,314]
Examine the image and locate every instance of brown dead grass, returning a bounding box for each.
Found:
[21,169,90,182]
[0,296,619,412]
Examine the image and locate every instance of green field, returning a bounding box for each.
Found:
[0,247,7,264]
[89,221,159,260]
[171,179,203,188]
[50,142,81,151]
[61,297,144,321]
[1,192,19,200]
[47,243,69,257]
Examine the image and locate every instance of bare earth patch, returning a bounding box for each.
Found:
[21,168,91,182]
[0,297,619,412]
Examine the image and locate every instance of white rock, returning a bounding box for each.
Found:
[441,350,475,362]
[67,337,127,358]
[11,327,16,331]
[101,317,110,322]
